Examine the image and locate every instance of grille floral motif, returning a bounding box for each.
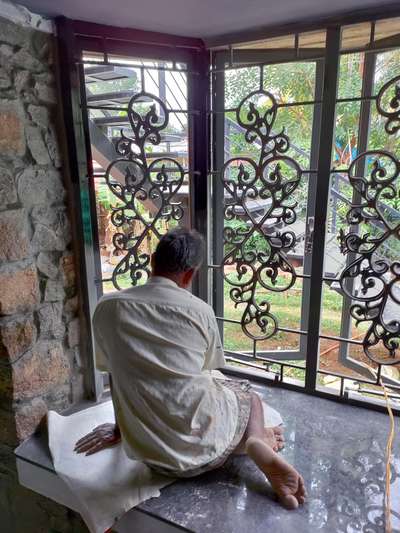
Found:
[339,149,400,365]
[105,92,185,289]
[221,90,301,340]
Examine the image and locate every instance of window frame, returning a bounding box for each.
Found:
[57,9,400,413]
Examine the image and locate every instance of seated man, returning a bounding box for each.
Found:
[75,228,306,509]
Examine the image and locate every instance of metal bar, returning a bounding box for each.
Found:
[223,365,400,416]
[211,52,226,339]
[300,58,324,360]
[224,350,306,370]
[81,59,192,73]
[216,315,307,335]
[85,104,199,114]
[304,27,341,392]
[188,50,210,302]
[319,333,363,345]
[336,95,376,103]
[73,21,203,50]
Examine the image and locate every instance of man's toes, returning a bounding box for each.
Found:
[299,477,307,496]
[280,494,299,510]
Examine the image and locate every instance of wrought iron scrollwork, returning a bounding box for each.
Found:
[376,74,400,135]
[105,92,184,289]
[339,147,400,363]
[221,90,301,340]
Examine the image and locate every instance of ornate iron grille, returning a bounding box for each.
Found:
[338,76,400,366]
[105,93,185,289]
[221,90,302,341]
[211,27,400,408]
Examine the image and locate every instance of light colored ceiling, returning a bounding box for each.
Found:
[17,0,393,40]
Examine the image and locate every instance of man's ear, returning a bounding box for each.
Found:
[182,268,195,287]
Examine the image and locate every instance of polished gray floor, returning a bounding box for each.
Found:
[139,385,400,533]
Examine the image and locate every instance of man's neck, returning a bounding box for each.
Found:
[151,272,185,288]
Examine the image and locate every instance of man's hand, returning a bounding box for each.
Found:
[74,423,121,456]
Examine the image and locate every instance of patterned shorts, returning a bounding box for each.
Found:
[149,378,252,478]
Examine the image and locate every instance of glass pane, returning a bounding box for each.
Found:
[332,101,361,170]
[84,56,190,294]
[225,66,260,109]
[220,60,317,362]
[233,34,295,50]
[263,62,316,102]
[341,22,372,50]
[298,29,326,49]
[374,17,400,41]
[337,53,364,99]
[373,48,400,95]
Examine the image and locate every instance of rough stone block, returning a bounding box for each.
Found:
[67,317,80,348]
[27,104,49,129]
[64,295,79,314]
[9,341,70,400]
[0,209,31,262]
[0,166,17,209]
[0,17,30,47]
[0,43,13,64]
[37,302,65,339]
[36,251,59,279]
[44,280,65,302]
[26,125,51,165]
[0,264,39,315]
[11,48,44,73]
[0,101,26,157]
[0,315,36,361]
[14,70,31,93]
[31,31,51,61]
[17,167,64,208]
[61,252,76,289]
[14,398,47,442]
[34,80,57,105]
[31,206,71,252]
[45,126,62,168]
[0,67,11,89]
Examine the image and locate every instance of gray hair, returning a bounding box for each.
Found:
[153,228,204,275]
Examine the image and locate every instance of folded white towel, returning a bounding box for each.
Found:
[48,402,171,533]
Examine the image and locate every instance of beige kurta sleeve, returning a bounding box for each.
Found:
[94,336,109,372]
[203,311,226,370]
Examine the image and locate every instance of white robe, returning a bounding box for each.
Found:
[93,276,239,474]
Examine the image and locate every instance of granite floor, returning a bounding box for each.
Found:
[139,384,400,533]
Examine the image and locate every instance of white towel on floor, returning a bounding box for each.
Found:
[48,402,172,533]
[48,384,283,533]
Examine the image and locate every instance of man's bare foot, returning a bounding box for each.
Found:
[246,437,306,510]
[264,426,285,452]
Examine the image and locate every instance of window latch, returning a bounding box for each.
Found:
[305,216,314,254]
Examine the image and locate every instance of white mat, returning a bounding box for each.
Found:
[48,402,172,533]
[48,385,283,533]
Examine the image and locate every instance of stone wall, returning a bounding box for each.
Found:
[0,13,88,533]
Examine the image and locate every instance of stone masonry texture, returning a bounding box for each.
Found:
[0,13,88,533]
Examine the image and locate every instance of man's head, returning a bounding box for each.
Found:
[151,228,205,288]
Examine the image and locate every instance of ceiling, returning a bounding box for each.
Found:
[17,0,394,41]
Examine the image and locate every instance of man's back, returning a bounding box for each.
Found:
[93,276,239,474]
